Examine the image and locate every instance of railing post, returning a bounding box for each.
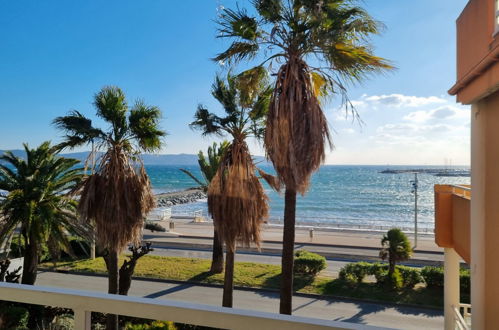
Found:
[74,309,91,330]
[444,247,460,330]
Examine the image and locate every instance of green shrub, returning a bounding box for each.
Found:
[421,266,444,289]
[398,265,423,289]
[50,313,74,330]
[421,266,470,292]
[126,320,177,330]
[338,262,371,283]
[339,262,424,290]
[145,221,167,233]
[293,250,326,276]
[0,305,29,329]
[460,268,470,293]
[369,263,386,277]
[375,268,403,290]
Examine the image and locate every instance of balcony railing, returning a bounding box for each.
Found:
[0,282,383,330]
[434,184,471,263]
[453,304,471,330]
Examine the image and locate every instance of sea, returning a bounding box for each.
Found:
[146,165,470,231]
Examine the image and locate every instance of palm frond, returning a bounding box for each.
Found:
[52,110,104,150]
[179,168,207,190]
[253,0,283,23]
[217,8,260,41]
[129,100,166,153]
[190,105,224,136]
[213,41,259,65]
[93,86,128,140]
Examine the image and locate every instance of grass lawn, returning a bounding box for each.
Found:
[40,255,448,308]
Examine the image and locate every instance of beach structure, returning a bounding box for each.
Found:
[436,0,499,328]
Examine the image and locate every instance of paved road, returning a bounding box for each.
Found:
[36,272,443,330]
[144,234,444,266]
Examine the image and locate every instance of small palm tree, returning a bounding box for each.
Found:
[215,0,393,314]
[179,141,230,192]
[190,73,271,307]
[53,86,165,330]
[380,228,412,277]
[0,142,88,285]
[180,141,229,273]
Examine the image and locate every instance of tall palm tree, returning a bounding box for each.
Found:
[190,73,271,307]
[53,86,165,329]
[0,142,88,285]
[53,110,103,259]
[215,0,393,314]
[180,141,230,273]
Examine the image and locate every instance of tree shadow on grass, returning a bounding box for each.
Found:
[257,273,315,298]
[188,271,215,283]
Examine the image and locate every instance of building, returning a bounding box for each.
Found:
[438,0,499,328]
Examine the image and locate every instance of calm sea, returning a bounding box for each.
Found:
[146,165,470,230]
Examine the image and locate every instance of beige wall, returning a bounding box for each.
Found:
[471,95,499,328]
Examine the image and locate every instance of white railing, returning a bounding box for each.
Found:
[0,282,383,330]
[453,304,471,330]
[147,208,172,221]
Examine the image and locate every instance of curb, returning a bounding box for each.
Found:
[38,269,443,312]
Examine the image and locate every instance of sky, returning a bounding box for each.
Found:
[0,0,471,165]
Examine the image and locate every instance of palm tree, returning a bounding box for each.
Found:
[180,141,229,273]
[0,142,88,285]
[53,110,103,259]
[190,73,271,307]
[380,228,412,277]
[53,86,165,329]
[215,0,393,314]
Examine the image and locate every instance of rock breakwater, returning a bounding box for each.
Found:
[155,188,206,207]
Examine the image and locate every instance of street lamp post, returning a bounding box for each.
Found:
[410,172,419,249]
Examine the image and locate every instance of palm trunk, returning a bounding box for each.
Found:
[90,143,96,260]
[280,188,296,315]
[210,229,224,273]
[106,250,119,330]
[222,243,235,308]
[90,229,96,260]
[21,240,38,285]
[388,257,395,277]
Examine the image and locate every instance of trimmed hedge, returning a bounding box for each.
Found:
[377,268,403,290]
[293,250,326,276]
[398,265,423,289]
[421,266,470,293]
[420,266,443,289]
[338,262,371,283]
[340,262,471,292]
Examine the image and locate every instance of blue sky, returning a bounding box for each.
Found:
[0,0,470,165]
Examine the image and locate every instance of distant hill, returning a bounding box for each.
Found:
[0,150,267,166]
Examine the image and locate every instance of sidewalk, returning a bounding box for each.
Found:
[143,218,444,266]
